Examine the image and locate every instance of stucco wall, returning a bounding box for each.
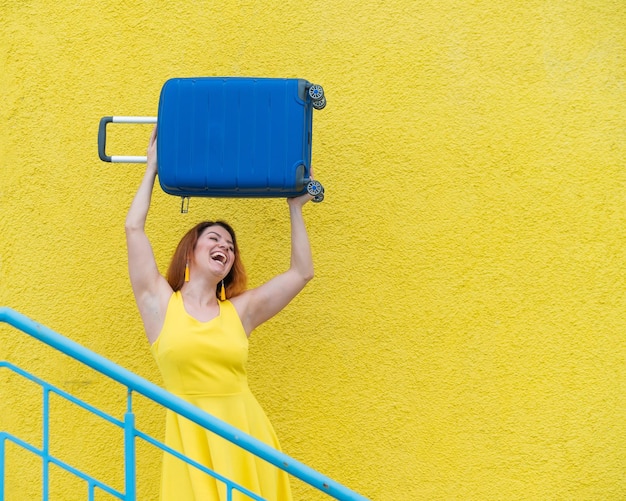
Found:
[1,1,625,499]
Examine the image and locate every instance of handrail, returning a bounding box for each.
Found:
[0,360,266,500]
[0,307,369,501]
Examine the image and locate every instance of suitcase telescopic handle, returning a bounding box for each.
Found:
[98,116,158,163]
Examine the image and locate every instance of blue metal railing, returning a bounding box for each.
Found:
[0,307,369,501]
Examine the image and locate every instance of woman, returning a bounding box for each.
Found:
[126,128,313,500]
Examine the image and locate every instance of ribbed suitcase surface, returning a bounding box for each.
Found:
[157,77,315,198]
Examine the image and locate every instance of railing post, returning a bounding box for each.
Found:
[124,390,136,501]
[0,432,5,501]
[42,388,50,501]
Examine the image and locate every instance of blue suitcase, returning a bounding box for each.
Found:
[99,77,326,210]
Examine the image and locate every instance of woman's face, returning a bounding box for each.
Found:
[193,225,236,279]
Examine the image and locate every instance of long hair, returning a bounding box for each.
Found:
[166,221,247,299]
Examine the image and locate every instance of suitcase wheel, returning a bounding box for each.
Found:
[309,84,326,110]
[307,180,325,203]
[307,180,324,196]
[309,84,324,101]
[311,96,327,110]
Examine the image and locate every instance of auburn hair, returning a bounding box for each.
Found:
[166,221,247,299]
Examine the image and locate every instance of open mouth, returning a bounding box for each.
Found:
[211,252,227,265]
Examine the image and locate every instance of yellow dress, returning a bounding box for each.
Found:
[151,291,293,501]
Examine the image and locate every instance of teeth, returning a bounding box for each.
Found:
[212,252,226,264]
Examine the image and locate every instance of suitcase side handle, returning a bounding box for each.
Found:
[98,116,158,163]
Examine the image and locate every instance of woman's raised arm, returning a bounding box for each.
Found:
[125,128,172,342]
[232,191,314,336]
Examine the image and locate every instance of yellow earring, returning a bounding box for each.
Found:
[184,262,190,282]
[220,280,226,301]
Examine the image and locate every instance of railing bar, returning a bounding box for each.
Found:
[44,458,124,500]
[91,484,125,501]
[1,434,124,499]
[133,429,265,500]
[47,388,123,427]
[0,308,370,501]
[133,430,210,472]
[2,433,43,456]
[42,388,50,501]
[133,429,229,481]
[0,362,124,428]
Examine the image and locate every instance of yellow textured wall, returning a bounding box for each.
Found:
[1,0,625,499]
